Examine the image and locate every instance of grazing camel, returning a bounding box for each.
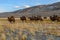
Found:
[29,16,43,21]
[8,16,15,23]
[20,16,26,21]
[50,15,60,22]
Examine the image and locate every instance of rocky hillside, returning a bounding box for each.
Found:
[0,2,60,18]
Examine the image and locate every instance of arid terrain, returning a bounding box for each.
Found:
[0,18,60,40]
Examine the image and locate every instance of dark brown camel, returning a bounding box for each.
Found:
[20,16,26,21]
[29,16,43,21]
[8,16,15,23]
[50,15,60,21]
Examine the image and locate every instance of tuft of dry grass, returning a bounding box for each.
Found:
[0,18,60,40]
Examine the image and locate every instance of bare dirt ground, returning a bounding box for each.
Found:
[0,18,60,40]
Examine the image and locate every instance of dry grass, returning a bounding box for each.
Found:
[0,18,60,40]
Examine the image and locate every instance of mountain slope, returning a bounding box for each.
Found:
[0,2,60,18]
